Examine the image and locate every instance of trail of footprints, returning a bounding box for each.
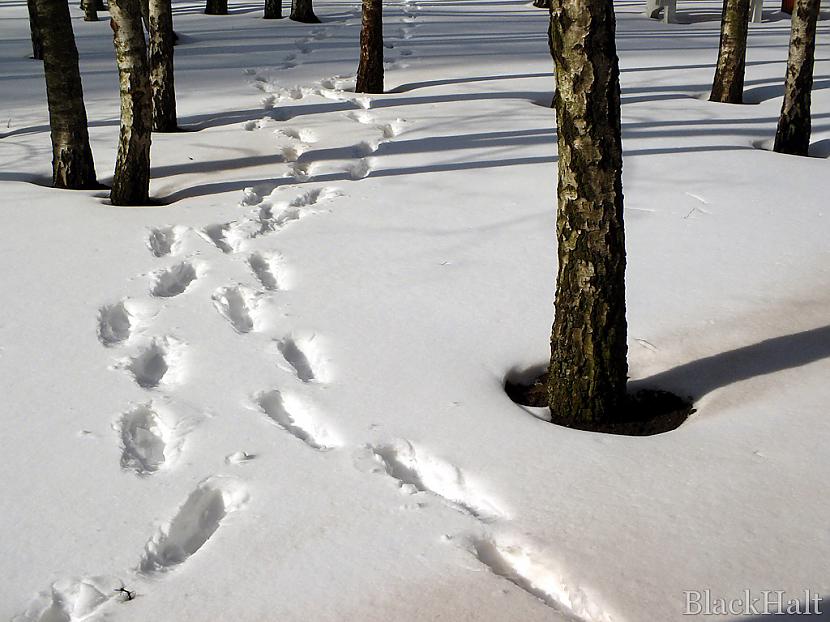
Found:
[17,5,605,620]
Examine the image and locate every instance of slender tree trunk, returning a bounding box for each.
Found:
[149,0,177,131]
[34,0,98,188]
[355,0,383,93]
[290,0,319,22]
[205,0,228,14]
[264,0,282,18]
[84,0,99,21]
[547,0,628,429]
[773,0,820,155]
[534,0,551,7]
[140,0,150,28]
[27,0,44,60]
[109,0,152,205]
[710,0,751,103]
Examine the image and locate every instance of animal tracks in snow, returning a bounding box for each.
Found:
[361,440,505,522]
[138,476,249,574]
[255,389,339,450]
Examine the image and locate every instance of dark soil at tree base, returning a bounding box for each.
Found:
[505,370,694,436]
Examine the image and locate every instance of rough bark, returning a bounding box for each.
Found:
[109,0,152,205]
[547,0,628,428]
[710,0,751,103]
[355,0,383,94]
[205,0,228,14]
[149,0,177,131]
[27,0,44,60]
[84,0,99,21]
[773,0,820,155]
[264,0,282,18]
[34,0,98,188]
[290,0,319,22]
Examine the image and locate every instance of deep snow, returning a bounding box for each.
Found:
[1,0,829,620]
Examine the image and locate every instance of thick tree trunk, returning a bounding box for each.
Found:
[27,0,44,60]
[109,0,152,205]
[84,0,99,21]
[290,0,319,22]
[205,0,228,14]
[34,0,98,188]
[264,0,282,18]
[773,0,820,155]
[355,0,383,93]
[149,0,177,131]
[547,0,628,429]
[710,0,751,103]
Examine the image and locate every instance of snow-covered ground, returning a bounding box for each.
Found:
[1,0,830,619]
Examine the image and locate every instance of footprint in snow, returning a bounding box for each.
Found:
[211,284,262,334]
[118,336,184,389]
[117,402,184,475]
[255,389,339,450]
[150,261,199,298]
[13,576,123,622]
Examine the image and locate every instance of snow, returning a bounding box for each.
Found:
[1,0,829,620]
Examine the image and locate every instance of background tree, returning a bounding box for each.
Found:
[205,0,228,15]
[533,0,551,8]
[774,0,820,155]
[26,0,43,60]
[33,0,98,188]
[149,0,177,130]
[264,0,282,18]
[355,0,383,93]
[290,0,319,23]
[547,0,628,428]
[710,0,751,103]
[109,0,152,205]
[83,0,99,21]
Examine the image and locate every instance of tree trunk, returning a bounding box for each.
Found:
[710,0,751,103]
[27,0,44,60]
[290,0,319,22]
[264,0,282,18]
[205,0,228,15]
[547,0,628,429]
[534,0,551,7]
[773,0,820,156]
[84,0,99,21]
[140,0,150,28]
[355,0,383,93]
[149,0,177,131]
[34,0,98,188]
[109,0,152,205]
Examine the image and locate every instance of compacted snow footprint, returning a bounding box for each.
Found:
[117,403,180,475]
[138,476,249,574]
[248,251,289,291]
[120,336,184,389]
[276,333,330,383]
[147,225,186,258]
[151,261,199,298]
[255,389,339,450]
[97,300,135,347]
[13,575,122,622]
[211,285,261,334]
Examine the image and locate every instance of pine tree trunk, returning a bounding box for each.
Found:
[264,0,282,18]
[34,0,98,188]
[773,0,820,156]
[27,0,44,60]
[149,0,177,131]
[710,0,751,103]
[290,0,319,22]
[547,0,628,429]
[355,0,383,94]
[84,0,99,21]
[109,0,152,205]
[205,0,228,15]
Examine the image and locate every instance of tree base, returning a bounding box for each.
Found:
[505,368,694,436]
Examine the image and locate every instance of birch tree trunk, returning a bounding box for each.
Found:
[773,0,820,155]
[710,0,751,103]
[109,0,152,205]
[547,0,628,428]
[27,0,44,60]
[264,0,282,18]
[34,0,98,188]
[355,0,383,93]
[290,0,319,22]
[205,0,228,14]
[149,0,177,131]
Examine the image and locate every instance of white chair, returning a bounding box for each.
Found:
[645,0,763,24]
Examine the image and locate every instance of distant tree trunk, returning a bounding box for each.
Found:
[355,0,383,93]
[534,0,551,7]
[149,0,177,131]
[773,0,820,155]
[205,0,228,14]
[109,0,152,205]
[290,0,319,22]
[547,0,628,428]
[710,0,751,103]
[34,0,98,188]
[264,0,282,18]
[84,0,99,21]
[140,0,150,28]
[27,0,44,60]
